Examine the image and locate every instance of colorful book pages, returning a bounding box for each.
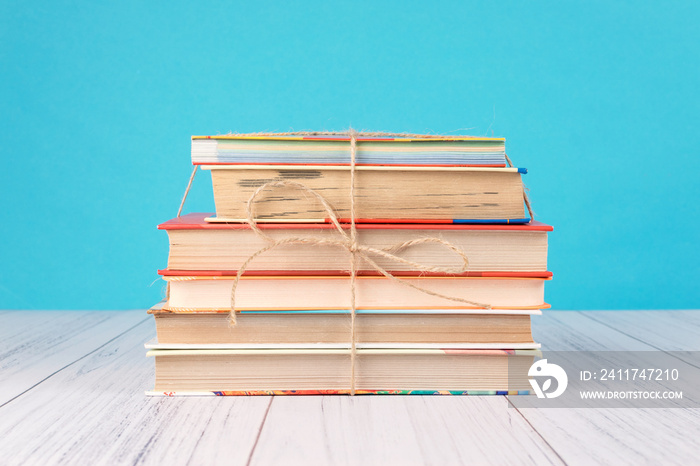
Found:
[192,135,508,166]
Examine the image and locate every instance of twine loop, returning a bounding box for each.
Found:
[229,180,493,317]
[227,129,498,395]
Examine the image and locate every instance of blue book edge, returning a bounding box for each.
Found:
[452,218,531,224]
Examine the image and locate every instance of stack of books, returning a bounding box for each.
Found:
[146,133,552,396]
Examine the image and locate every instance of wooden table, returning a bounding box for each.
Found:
[1,310,699,465]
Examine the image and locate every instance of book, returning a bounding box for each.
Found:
[147,347,538,394]
[147,131,551,397]
[204,165,528,223]
[192,134,508,167]
[159,213,552,275]
[149,302,541,347]
[164,275,549,311]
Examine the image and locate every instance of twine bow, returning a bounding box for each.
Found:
[227,129,498,395]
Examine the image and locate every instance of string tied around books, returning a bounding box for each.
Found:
[177,129,535,395]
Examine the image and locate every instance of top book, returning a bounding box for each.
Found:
[192,134,507,167]
[193,134,529,223]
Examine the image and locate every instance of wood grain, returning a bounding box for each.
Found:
[0,316,271,466]
[249,395,563,466]
[580,310,700,351]
[533,311,653,351]
[511,310,700,466]
[0,310,147,405]
[1,310,700,465]
[580,310,700,370]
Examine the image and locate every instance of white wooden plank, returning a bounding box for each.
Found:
[3,310,698,465]
[0,318,271,466]
[532,311,653,351]
[511,311,700,465]
[510,403,700,465]
[580,310,700,351]
[249,395,564,466]
[579,310,700,369]
[0,310,146,405]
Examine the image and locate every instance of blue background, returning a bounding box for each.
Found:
[1,1,698,310]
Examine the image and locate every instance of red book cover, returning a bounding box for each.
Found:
[159,213,554,232]
[158,213,552,279]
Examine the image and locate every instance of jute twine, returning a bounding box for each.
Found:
[176,129,535,395]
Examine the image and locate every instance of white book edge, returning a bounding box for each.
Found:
[144,338,541,351]
[150,301,544,316]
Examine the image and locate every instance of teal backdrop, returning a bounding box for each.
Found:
[1,1,698,310]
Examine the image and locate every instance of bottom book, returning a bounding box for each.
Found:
[147,390,533,396]
[146,348,538,395]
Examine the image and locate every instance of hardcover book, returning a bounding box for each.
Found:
[147,347,538,394]
[159,214,552,275]
[147,131,551,397]
[149,301,542,347]
[164,275,549,310]
[204,165,528,223]
[192,134,508,167]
